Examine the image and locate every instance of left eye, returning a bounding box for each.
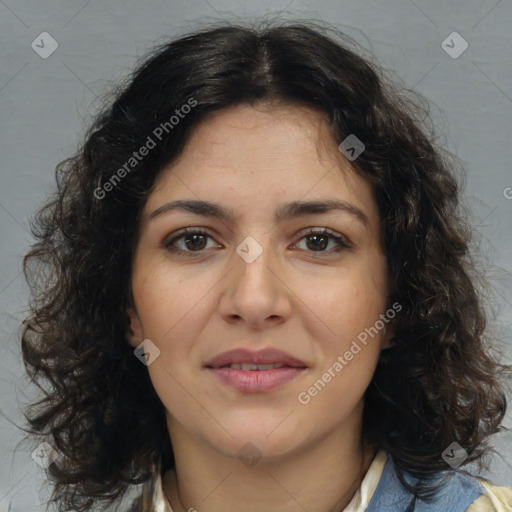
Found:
[164,227,351,256]
[294,228,351,253]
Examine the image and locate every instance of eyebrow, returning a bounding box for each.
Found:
[149,198,369,227]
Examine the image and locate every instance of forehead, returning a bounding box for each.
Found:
[170,102,341,172]
[144,103,378,227]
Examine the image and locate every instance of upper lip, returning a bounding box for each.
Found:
[204,348,307,368]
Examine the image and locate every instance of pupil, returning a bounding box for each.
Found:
[186,234,206,250]
[307,234,327,251]
[183,234,329,251]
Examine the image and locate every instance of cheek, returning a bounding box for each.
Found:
[133,266,207,419]
[298,288,383,422]
[131,262,215,379]
[132,260,207,338]
[314,261,388,400]
[310,263,388,342]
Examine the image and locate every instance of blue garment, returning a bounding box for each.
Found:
[366,456,484,511]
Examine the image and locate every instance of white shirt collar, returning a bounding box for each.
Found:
[152,449,388,512]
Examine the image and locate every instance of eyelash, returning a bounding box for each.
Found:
[163,227,352,257]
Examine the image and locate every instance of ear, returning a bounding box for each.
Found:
[125,307,144,349]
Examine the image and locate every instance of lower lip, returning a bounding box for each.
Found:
[206,366,306,392]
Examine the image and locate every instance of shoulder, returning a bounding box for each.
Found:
[367,452,511,512]
[125,465,172,512]
[126,496,141,512]
[466,480,512,512]
[124,474,159,512]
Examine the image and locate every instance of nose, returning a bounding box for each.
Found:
[218,235,292,331]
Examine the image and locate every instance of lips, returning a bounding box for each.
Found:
[204,348,308,393]
[204,347,307,369]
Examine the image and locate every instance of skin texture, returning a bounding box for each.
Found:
[126,103,392,512]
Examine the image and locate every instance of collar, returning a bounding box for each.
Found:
[151,449,388,512]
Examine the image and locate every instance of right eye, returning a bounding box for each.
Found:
[163,228,222,256]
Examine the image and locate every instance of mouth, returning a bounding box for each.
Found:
[206,365,307,392]
[210,362,294,370]
[204,347,307,369]
[204,348,308,392]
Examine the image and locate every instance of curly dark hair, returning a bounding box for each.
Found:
[19,18,511,512]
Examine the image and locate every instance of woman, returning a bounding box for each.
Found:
[21,20,512,512]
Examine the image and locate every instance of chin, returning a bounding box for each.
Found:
[202,413,310,461]
[214,435,302,463]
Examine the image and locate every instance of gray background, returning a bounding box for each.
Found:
[1,0,511,510]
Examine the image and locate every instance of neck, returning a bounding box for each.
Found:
[163,409,377,512]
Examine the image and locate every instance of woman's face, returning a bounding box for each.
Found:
[127,103,391,460]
